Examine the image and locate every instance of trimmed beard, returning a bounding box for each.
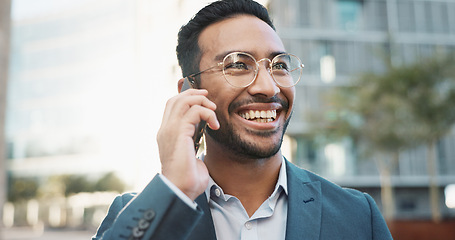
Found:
[205,112,292,160]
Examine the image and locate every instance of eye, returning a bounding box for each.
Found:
[225,62,249,70]
[272,62,289,71]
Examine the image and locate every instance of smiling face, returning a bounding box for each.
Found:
[198,14,295,159]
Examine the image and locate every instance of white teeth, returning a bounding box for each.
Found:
[239,110,277,122]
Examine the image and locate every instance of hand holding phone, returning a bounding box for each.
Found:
[157,77,218,200]
[180,77,207,154]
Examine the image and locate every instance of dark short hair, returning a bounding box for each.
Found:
[176,0,275,81]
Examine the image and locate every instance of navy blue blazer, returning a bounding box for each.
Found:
[93,160,393,239]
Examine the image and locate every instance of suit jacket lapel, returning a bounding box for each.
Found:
[285,161,322,240]
[187,161,322,240]
[187,193,217,240]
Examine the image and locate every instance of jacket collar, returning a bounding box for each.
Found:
[188,159,322,240]
[204,157,289,203]
[285,160,322,240]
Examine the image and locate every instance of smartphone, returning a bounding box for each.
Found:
[180,77,207,153]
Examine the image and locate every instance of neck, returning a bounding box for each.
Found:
[204,138,283,217]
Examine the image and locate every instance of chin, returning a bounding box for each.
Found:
[206,126,283,160]
[206,112,291,159]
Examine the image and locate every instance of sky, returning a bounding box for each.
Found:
[11,0,92,20]
[8,0,177,189]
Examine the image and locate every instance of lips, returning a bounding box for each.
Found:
[238,109,277,123]
[229,96,288,126]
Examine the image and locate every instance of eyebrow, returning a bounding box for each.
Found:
[214,51,240,61]
[214,50,287,61]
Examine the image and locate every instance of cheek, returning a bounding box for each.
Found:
[207,89,242,121]
[206,91,226,116]
[282,88,295,113]
[210,93,230,115]
[206,84,238,106]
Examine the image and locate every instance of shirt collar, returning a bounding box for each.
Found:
[205,157,288,202]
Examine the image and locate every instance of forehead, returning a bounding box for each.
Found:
[198,15,285,60]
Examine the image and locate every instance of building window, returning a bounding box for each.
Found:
[363,0,387,31]
[397,1,415,33]
[337,0,363,31]
[445,184,455,209]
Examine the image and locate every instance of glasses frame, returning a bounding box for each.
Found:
[186,51,304,88]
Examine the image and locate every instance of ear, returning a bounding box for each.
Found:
[177,78,185,93]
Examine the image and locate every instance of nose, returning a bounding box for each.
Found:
[247,60,280,98]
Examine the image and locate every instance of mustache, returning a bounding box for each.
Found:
[228,95,289,113]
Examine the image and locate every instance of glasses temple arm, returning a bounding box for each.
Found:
[186,62,223,79]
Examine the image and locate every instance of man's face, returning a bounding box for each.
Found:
[198,15,295,159]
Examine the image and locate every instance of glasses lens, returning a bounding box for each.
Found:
[271,54,303,87]
[222,53,257,87]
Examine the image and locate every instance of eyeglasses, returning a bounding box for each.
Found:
[187,52,304,88]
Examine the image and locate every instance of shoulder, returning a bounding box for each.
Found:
[117,192,138,206]
[93,175,205,240]
[285,160,393,239]
[100,192,137,213]
[285,160,374,213]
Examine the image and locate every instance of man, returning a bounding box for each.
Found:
[93,0,393,239]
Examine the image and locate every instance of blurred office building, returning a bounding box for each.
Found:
[268,0,455,222]
[6,0,188,186]
[5,0,205,228]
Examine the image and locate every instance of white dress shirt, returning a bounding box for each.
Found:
[160,157,288,240]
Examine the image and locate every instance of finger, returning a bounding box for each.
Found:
[179,88,208,96]
[180,95,217,111]
[163,89,208,115]
[183,105,220,131]
[163,94,216,121]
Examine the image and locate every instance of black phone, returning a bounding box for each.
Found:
[180,77,206,153]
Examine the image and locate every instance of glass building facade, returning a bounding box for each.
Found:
[269,0,455,219]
